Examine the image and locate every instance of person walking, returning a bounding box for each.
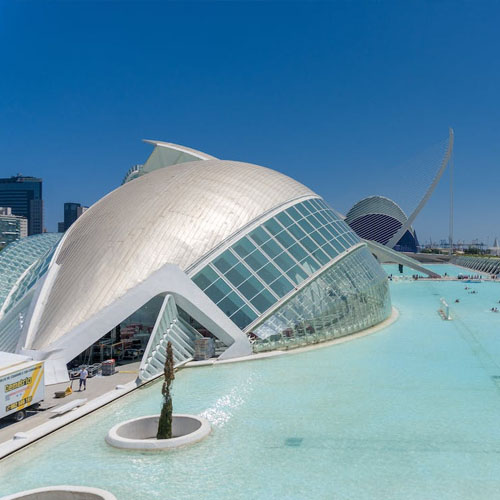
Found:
[79,366,88,391]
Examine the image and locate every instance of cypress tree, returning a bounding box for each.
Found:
[156,341,175,439]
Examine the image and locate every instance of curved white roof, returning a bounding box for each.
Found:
[27,159,314,350]
[345,196,408,225]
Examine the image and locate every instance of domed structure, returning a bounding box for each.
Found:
[1,142,392,383]
[345,196,419,252]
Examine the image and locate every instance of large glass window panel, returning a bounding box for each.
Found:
[338,220,352,233]
[310,230,327,246]
[225,263,252,287]
[309,198,322,210]
[319,226,335,241]
[331,239,345,253]
[230,305,257,329]
[287,243,308,261]
[286,206,302,221]
[307,214,323,230]
[335,220,348,232]
[312,248,330,266]
[276,212,294,228]
[261,239,282,259]
[324,225,339,241]
[297,218,314,234]
[275,230,295,249]
[300,236,318,253]
[244,249,268,271]
[263,218,283,236]
[250,289,277,313]
[238,276,265,300]
[274,252,295,272]
[205,278,232,304]
[257,262,281,284]
[213,251,238,274]
[193,266,218,291]
[269,276,294,297]
[286,265,308,284]
[232,237,256,258]
[329,210,340,221]
[249,226,270,246]
[296,203,310,217]
[342,232,355,245]
[323,212,335,223]
[300,255,321,274]
[218,292,245,317]
[347,231,360,244]
[317,199,328,210]
[322,243,339,259]
[336,235,349,249]
[303,199,317,213]
[314,212,328,226]
[288,223,306,240]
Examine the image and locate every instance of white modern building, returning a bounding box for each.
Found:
[345,196,420,252]
[0,142,392,384]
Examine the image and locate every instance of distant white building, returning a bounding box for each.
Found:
[0,207,28,247]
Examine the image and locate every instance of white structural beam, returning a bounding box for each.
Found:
[20,264,252,384]
[386,128,454,249]
[365,239,441,278]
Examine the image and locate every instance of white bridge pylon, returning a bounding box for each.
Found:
[386,128,454,249]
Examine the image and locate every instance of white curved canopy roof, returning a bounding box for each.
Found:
[345,196,408,225]
[26,159,314,350]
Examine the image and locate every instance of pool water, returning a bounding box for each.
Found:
[2,267,500,499]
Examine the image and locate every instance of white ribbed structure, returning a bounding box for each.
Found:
[25,160,314,351]
[345,196,407,225]
[345,196,416,246]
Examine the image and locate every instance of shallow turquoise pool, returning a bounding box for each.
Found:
[2,268,500,499]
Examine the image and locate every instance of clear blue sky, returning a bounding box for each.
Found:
[1,1,499,244]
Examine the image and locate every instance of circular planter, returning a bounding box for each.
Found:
[0,485,116,500]
[105,413,211,450]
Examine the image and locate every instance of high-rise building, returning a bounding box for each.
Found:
[0,207,28,247]
[0,175,43,235]
[59,202,89,232]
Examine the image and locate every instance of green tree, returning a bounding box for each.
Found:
[156,341,175,439]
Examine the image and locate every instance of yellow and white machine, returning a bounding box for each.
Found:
[0,352,45,422]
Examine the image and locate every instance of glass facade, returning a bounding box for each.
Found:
[192,197,365,330]
[252,246,391,351]
[0,233,62,316]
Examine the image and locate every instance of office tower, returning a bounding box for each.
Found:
[0,207,28,247]
[0,175,43,235]
[59,202,89,231]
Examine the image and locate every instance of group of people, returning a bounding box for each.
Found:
[455,288,500,312]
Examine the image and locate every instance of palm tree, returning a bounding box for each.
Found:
[157,341,175,439]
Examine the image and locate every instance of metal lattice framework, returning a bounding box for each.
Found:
[0,233,62,316]
[452,256,500,275]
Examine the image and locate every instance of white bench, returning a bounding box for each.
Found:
[50,398,87,415]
